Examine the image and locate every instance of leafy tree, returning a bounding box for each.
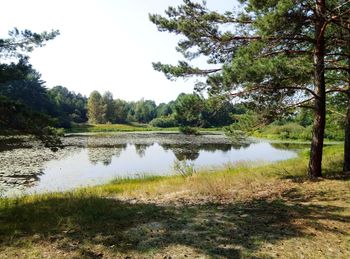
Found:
[102,91,115,123]
[156,102,174,117]
[201,96,236,127]
[134,99,157,123]
[126,101,137,122]
[87,91,105,124]
[114,99,129,123]
[174,93,204,126]
[150,115,177,128]
[48,85,87,127]
[150,0,349,178]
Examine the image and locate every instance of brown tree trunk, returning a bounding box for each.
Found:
[343,38,350,172]
[344,92,350,172]
[308,0,326,178]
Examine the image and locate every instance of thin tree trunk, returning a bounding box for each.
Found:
[343,37,350,172]
[308,0,326,178]
[344,92,350,172]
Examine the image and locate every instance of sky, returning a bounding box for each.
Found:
[1,0,238,104]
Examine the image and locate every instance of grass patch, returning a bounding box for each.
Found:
[65,123,223,134]
[254,122,345,142]
[65,123,176,133]
[1,145,349,258]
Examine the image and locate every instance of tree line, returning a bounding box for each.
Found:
[0,27,239,136]
[87,90,243,127]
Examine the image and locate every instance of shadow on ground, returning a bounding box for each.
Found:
[0,187,349,258]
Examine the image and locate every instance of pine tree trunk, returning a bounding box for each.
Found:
[344,37,350,172]
[308,0,326,178]
[344,93,350,172]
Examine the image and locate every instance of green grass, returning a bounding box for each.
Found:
[0,145,349,258]
[65,123,174,133]
[65,123,223,134]
[253,122,344,142]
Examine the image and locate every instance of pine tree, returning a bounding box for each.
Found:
[150,0,350,178]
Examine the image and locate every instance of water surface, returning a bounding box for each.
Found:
[0,133,301,196]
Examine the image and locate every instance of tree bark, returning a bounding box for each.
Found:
[343,37,350,172]
[308,0,326,178]
[344,92,350,172]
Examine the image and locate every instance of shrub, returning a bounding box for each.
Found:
[149,116,177,128]
[179,126,199,135]
[263,123,310,140]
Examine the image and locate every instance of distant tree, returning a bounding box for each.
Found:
[134,99,157,123]
[174,93,204,126]
[156,102,174,117]
[87,91,105,124]
[102,91,115,123]
[48,85,87,127]
[126,101,137,122]
[201,97,235,127]
[114,99,129,123]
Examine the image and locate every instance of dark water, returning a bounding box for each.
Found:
[0,134,301,196]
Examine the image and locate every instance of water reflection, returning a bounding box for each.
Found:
[0,137,31,152]
[135,143,153,158]
[270,143,310,150]
[0,171,44,190]
[87,144,127,165]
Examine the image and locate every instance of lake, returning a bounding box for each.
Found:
[0,133,302,196]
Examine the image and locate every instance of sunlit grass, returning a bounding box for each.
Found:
[65,123,174,133]
[65,123,224,134]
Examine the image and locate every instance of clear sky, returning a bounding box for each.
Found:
[1,0,238,104]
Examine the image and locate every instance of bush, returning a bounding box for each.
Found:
[263,123,310,140]
[223,125,248,142]
[149,116,177,128]
[179,126,200,135]
[324,128,344,141]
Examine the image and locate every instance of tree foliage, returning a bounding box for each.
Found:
[48,86,87,127]
[0,28,60,147]
[87,91,105,124]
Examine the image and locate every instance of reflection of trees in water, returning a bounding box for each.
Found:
[162,144,200,161]
[230,142,250,150]
[0,137,31,152]
[87,144,127,165]
[161,143,249,161]
[0,171,44,193]
[134,143,153,158]
[270,143,308,150]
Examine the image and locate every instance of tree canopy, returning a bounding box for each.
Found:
[0,28,60,147]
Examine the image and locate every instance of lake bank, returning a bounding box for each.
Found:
[0,145,349,258]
